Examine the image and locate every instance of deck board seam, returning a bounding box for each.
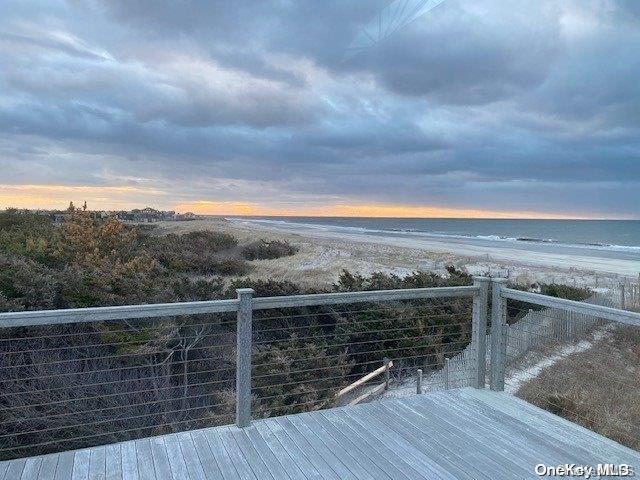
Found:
[219,426,260,480]
[205,427,244,480]
[318,408,431,480]
[423,394,580,465]
[301,412,395,480]
[285,413,372,480]
[362,401,484,479]
[292,413,379,480]
[226,427,274,480]
[464,389,640,462]
[252,422,312,480]
[189,430,225,480]
[435,392,601,465]
[412,396,553,475]
[38,454,60,480]
[259,421,321,480]
[235,426,294,480]
[413,392,589,464]
[367,401,500,479]
[272,416,344,480]
[261,420,319,479]
[339,405,461,480]
[358,404,462,480]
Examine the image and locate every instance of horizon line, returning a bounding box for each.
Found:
[219,214,638,221]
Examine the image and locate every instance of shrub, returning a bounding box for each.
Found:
[181,231,238,252]
[0,254,59,310]
[506,282,592,321]
[252,336,350,418]
[334,268,472,292]
[0,210,56,265]
[241,239,298,260]
[209,255,251,276]
[145,231,248,275]
[540,283,592,302]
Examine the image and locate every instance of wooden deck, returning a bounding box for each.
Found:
[2,388,639,480]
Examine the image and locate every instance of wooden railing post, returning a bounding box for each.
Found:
[490,278,508,391]
[236,288,254,428]
[471,277,490,389]
[416,369,423,394]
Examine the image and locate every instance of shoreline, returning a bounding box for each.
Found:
[232,217,640,259]
[154,217,640,289]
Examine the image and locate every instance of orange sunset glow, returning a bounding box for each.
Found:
[172,201,590,219]
[0,185,613,219]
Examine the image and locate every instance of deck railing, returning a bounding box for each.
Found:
[0,280,487,459]
[3,276,638,460]
[490,280,640,451]
[234,283,487,426]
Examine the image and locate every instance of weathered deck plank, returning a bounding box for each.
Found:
[265,417,339,480]
[104,445,122,480]
[201,429,239,480]
[176,432,208,480]
[317,409,425,480]
[54,452,75,480]
[70,449,89,480]
[189,431,224,480]
[2,388,639,480]
[321,410,427,480]
[339,407,458,479]
[88,447,106,480]
[163,434,190,480]
[463,388,638,463]
[252,422,313,480]
[119,442,138,480]
[148,437,172,480]
[133,440,153,480]
[20,458,42,480]
[37,454,59,480]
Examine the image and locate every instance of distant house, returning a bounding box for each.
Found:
[176,212,197,221]
[120,207,181,222]
[113,210,134,221]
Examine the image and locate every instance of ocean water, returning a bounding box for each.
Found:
[232,217,640,259]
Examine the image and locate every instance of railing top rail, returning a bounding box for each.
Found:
[252,285,479,311]
[0,285,479,328]
[0,299,240,328]
[501,286,640,327]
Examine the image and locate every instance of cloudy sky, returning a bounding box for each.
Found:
[0,0,639,218]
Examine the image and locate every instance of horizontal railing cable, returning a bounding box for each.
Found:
[0,411,234,455]
[0,376,234,409]
[0,285,480,459]
[2,313,468,357]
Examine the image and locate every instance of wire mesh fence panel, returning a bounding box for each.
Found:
[614,283,640,311]
[499,296,640,452]
[0,312,237,460]
[249,296,475,420]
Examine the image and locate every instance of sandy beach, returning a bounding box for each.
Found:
[154,217,640,290]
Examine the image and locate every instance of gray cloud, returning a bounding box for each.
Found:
[0,0,638,217]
